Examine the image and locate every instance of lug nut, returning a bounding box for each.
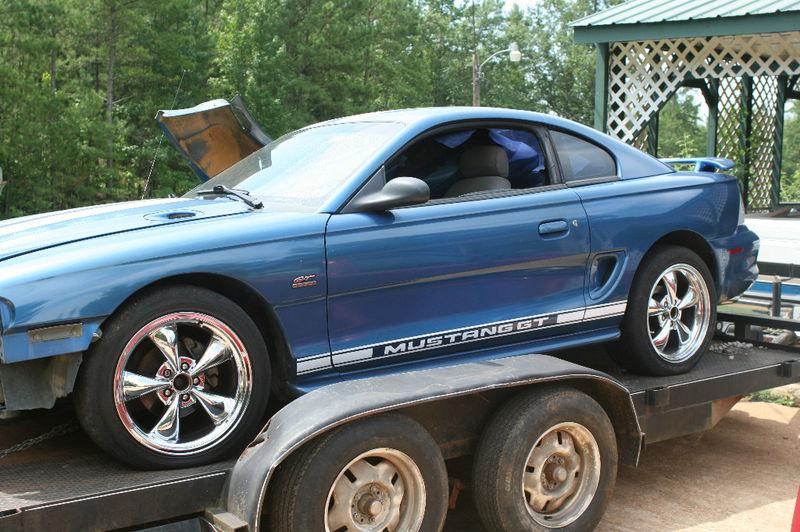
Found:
[181,362,190,371]
[163,369,172,378]
[181,393,190,402]
[193,377,200,385]
[164,389,172,397]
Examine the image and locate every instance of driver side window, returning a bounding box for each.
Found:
[385,126,550,201]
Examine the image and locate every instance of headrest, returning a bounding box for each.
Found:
[459,145,509,178]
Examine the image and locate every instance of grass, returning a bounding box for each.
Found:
[747,390,798,407]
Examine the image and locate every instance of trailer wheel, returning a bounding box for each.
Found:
[472,387,617,531]
[267,413,448,532]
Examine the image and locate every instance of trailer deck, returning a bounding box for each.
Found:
[1,342,799,531]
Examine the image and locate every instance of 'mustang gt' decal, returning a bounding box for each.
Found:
[382,314,558,357]
[295,301,628,374]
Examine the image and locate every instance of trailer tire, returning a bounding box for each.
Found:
[267,413,448,532]
[472,386,617,531]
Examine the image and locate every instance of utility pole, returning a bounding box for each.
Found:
[472,52,480,107]
[471,43,522,107]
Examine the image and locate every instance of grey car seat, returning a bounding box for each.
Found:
[444,145,512,198]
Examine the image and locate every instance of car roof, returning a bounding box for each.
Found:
[314,106,675,212]
[319,106,672,181]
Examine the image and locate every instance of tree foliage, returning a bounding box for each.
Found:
[0,0,617,218]
[657,88,708,159]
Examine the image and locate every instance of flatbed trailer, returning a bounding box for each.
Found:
[1,341,799,532]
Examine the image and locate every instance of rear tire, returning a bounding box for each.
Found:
[615,245,716,376]
[74,285,270,469]
[267,413,448,532]
[472,386,617,531]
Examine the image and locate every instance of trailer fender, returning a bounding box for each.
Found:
[224,353,642,530]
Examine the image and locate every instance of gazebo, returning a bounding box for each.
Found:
[571,0,800,212]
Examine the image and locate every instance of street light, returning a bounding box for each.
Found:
[472,42,522,107]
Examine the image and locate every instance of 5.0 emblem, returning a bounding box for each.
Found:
[291,274,318,289]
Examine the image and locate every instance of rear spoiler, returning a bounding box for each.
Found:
[660,157,735,173]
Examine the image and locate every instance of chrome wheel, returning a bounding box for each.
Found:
[325,448,426,532]
[113,312,252,455]
[647,263,711,363]
[522,422,601,528]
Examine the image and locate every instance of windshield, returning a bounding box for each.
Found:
[186,121,402,211]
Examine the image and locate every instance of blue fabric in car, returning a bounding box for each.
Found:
[435,130,476,148]
[488,129,546,188]
[434,128,546,189]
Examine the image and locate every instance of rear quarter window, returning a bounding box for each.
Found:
[550,130,616,182]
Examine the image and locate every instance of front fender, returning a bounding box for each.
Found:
[0,211,329,364]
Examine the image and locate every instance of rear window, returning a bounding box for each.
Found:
[551,130,616,182]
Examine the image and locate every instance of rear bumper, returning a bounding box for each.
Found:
[712,225,759,302]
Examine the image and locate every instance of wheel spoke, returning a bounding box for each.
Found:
[648,298,667,317]
[375,459,399,487]
[678,287,698,310]
[326,496,351,532]
[148,325,181,373]
[550,488,577,513]
[149,396,181,443]
[192,388,237,426]
[675,320,692,345]
[652,321,672,348]
[523,470,543,496]
[528,489,553,512]
[327,464,361,531]
[662,272,678,305]
[386,499,402,531]
[191,336,231,376]
[121,371,169,401]
[557,431,576,454]
[348,458,378,483]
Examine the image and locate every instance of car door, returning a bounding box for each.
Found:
[325,178,591,372]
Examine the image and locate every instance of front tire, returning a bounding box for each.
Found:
[74,285,270,469]
[616,245,716,376]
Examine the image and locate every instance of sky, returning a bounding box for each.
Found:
[505,0,538,9]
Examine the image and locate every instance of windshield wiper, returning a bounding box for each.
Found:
[196,185,263,209]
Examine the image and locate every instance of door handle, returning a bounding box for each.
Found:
[539,220,569,235]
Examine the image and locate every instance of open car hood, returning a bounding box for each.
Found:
[157,95,271,181]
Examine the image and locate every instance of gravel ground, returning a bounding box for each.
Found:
[445,401,800,531]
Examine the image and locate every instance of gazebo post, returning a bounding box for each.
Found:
[646,112,659,156]
[705,79,719,157]
[594,42,610,133]
[772,75,786,209]
[740,76,753,207]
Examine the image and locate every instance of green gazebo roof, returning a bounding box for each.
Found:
[571,0,800,43]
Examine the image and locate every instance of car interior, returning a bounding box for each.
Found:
[385,127,550,200]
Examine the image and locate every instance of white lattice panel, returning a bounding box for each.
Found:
[607,32,800,143]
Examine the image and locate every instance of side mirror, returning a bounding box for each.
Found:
[349,177,430,212]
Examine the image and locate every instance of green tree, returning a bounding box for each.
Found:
[0,0,618,219]
[657,89,708,158]
[780,101,800,202]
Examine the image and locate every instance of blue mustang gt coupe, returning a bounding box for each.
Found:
[0,100,758,468]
